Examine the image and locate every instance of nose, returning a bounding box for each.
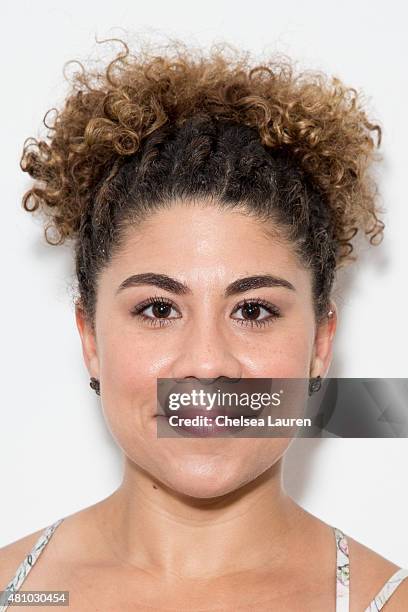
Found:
[169,315,243,381]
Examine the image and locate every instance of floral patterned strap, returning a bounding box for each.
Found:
[0,518,64,612]
[334,526,408,612]
[363,567,408,611]
[335,527,350,612]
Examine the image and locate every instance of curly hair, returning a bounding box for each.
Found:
[20,37,384,330]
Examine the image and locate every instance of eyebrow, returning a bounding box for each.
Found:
[116,272,295,296]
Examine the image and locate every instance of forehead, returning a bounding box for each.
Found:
[103,201,310,291]
[118,202,297,262]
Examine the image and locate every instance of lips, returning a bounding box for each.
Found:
[157,411,244,437]
[155,377,273,438]
[157,405,258,437]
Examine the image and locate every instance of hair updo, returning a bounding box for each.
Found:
[20,37,384,331]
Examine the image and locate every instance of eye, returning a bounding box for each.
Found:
[130,296,181,327]
[130,296,281,329]
[231,298,281,328]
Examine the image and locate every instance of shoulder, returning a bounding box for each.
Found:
[0,527,46,589]
[347,532,408,610]
[0,504,110,591]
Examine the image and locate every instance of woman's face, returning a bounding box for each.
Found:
[76,201,336,498]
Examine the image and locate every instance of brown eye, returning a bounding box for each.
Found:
[241,302,263,320]
[150,302,173,318]
[130,296,181,327]
[231,299,281,328]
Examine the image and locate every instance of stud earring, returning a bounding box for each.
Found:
[89,377,100,395]
[308,375,322,396]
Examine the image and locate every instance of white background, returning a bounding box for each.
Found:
[1,0,407,566]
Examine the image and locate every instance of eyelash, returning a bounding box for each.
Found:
[130,295,282,329]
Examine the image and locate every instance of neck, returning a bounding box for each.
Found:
[93,457,308,579]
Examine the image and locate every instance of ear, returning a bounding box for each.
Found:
[310,301,338,378]
[75,302,100,379]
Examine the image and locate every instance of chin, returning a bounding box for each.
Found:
[157,452,254,499]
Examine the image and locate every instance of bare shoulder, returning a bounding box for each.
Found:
[347,533,408,611]
[0,527,46,588]
[0,503,110,592]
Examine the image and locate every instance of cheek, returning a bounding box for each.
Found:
[247,321,315,378]
[96,329,159,454]
[98,324,163,396]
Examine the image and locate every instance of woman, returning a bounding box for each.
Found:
[0,38,407,611]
